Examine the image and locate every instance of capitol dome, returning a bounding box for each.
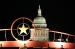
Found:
[32,5,47,28]
[33,16,46,24]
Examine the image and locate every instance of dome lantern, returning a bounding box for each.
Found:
[38,5,42,16]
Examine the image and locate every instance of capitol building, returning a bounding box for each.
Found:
[30,5,49,41]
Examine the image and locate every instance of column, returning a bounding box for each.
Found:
[42,29,44,36]
[39,30,41,37]
[31,29,33,37]
[44,30,46,40]
[45,29,49,41]
[36,30,37,37]
[42,29,44,40]
[38,30,41,37]
[38,30,39,37]
[35,30,38,40]
[30,29,32,37]
[31,29,34,40]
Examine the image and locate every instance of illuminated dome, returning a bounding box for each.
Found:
[33,5,47,28]
[33,16,46,24]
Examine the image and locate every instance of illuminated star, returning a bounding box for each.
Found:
[18,24,28,35]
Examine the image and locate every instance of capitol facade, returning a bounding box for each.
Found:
[30,5,49,41]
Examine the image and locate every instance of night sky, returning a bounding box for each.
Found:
[0,0,75,41]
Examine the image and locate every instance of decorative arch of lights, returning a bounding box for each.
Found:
[0,17,75,42]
